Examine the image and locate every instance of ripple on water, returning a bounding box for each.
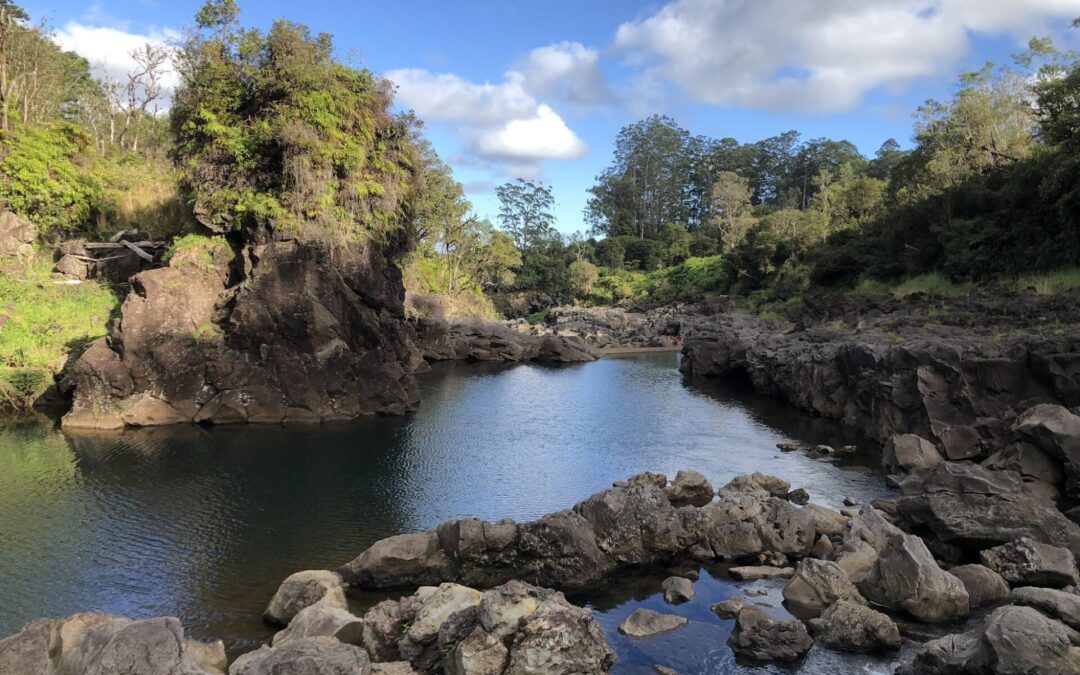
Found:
[0,353,896,670]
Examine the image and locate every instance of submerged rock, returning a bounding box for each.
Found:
[618,609,688,637]
[0,612,226,675]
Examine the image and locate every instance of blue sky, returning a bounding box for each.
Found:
[31,0,1080,234]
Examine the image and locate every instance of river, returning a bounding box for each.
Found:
[0,352,899,672]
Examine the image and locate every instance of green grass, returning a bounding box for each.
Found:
[1013,267,1080,295]
[0,258,118,411]
[891,273,971,298]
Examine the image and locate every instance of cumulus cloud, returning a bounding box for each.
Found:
[614,0,1080,112]
[387,57,592,166]
[54,21,180,95]
[517,42,615,108]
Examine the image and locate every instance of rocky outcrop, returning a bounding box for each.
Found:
[411,314,597,364]
[338,471,817,591]
[63,238,422,428]
[896,462,1080,556]
[680,293,1080,462]
[0,210,36,258]
[900,605,1080,674]
[510,305,691,350]
[0,612,226,675]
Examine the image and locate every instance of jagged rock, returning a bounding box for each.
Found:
[65,238,424,428]
[727,605,813,663]
[948,565,1010,608]
[899,606,1080,674]
[271,600,363,646]
[264,570,347,627]
[807,600,901,652]
[834,539,879,584]
[618,609,688,637]
[661,576,694,604]
[983,442,1063,485]
[665,469,714,507]
[721,473,790,498]
[755,498,817,556]
[859,533,969,623]
[230,637,370,675]
[729,566,793,580]
[843,507,904,553]
[502,586,615,674]
[883,434,944,474]
[418,317,598,364]
[896,462,1080,556]
[1013,586,1080,630]
[811,535,834,560]
[515,305,687,350]
[787,488,809,505]
[710,597,749,619]
[0,211,36,258]
[447,627,507,675]
[980,537,1080,588]
[781,559,864,612]
[399,583,482,670]
[0,612,226,675]
[361,597,421,663]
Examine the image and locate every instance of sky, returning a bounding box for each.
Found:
[28,0,1080,234]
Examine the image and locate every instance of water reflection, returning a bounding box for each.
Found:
[0,353,894,666]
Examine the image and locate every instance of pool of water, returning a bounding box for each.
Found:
[0,353,896,671]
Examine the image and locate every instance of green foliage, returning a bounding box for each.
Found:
[164,233,233,272]
[171,3,419,240]
[0,257,118,410]
[585,255,725,306]
[568,258,598,298]
[0,122,105,235]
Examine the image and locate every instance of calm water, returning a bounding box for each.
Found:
[0,353,897,672]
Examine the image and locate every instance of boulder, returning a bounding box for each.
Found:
[726,605,813,663]
[800,504,848,537]
[372,663,419,675]
[842,507,904,553]
[502,586,615,674]
[361,598,418,663]
[948,564,1010,608]
[721,473,790,498]
[882,434,943,474]
[807,600,901,652]
[858,533,969,623]
[0,210,36,258]
[340,531,452,588]
[271,600,363,647]
[781,559,864,612]
[710,597,749,619]
[1013,586,1080,630]
[900,605,1080,674]
[755,498,816,556]
[661,576,694,604]
[896,462,1080,556]
[574,481,683,566]
[400,583,482,668]
[665,469,714,507]
[447,627,507,675]
[980,537,1079,588]
[810,535,834,560]
[787,488,809,505]
[0,612,226,675]
[229,637,370,675]
[983,442,1063,486]
[264,570,347,627]
[617,609,688,637]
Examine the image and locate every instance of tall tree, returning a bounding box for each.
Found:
[709,171,753,250]
[496,178,556,260]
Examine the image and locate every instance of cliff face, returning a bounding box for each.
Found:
[680,292,1080,461]
[62,237,420,429]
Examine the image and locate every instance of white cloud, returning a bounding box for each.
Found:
[54,21,180,98]
[475,104,587,160]
[614,0,1080,113]
[517,42,615,108]
[386,62,590,165]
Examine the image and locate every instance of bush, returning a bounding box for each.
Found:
[0,122,105,236]
[568,258,599,298]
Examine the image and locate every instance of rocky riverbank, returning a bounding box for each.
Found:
[505,304,693,351]
[6,464,1080,672]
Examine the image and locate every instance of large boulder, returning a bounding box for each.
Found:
[500,586,615,674]
[900,605,1080,674]
[807,600,901,652]
[574,481,683,566]
[948,564,1010,608]
[661,576,694,604]
[781,559,864,612]
[858,533,969,623]
[726,605,813,663]
[230,636,370,675]
[0,612,226,675]
[980,537,1079,588]
[340,531,453,588]
[0,210,36,258]
[271,600,364,647]
[896,462,1080,556]
[1012,586,1080,630]
[882,434,944,474]
[264,570,348,627]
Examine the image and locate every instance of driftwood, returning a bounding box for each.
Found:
[82,241,164,251]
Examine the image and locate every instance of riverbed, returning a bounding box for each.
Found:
[0,353,895,672]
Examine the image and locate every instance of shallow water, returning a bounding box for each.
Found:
[0,353,897,671]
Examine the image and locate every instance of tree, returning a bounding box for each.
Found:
[107,43,169,153]
[495,179,557,260]
[171,2,419,239]
[568,258,598,298]
[709,171,753,250]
